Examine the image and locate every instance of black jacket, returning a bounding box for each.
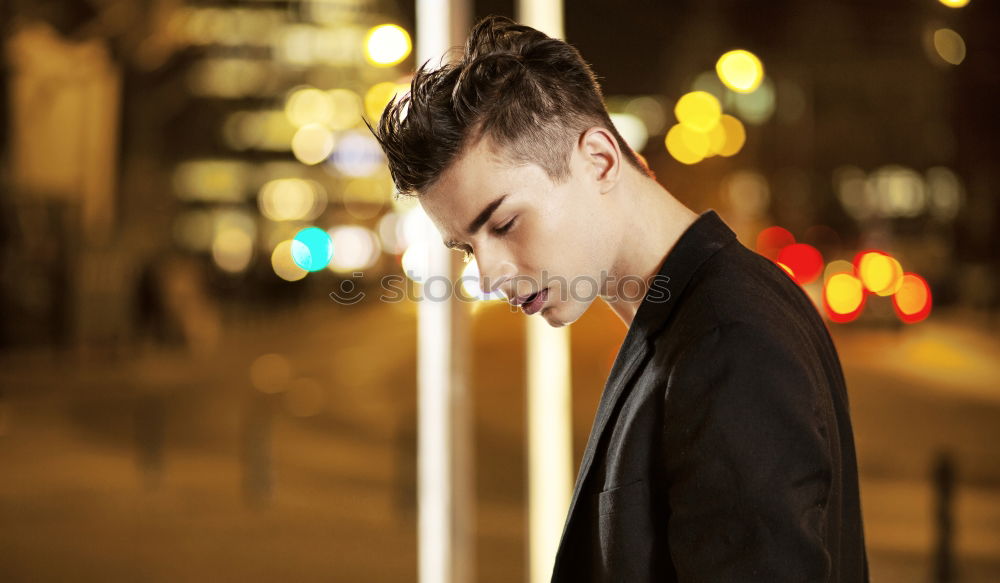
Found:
[550,210,869,582]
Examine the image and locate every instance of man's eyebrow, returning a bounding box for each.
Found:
[444,193,508,250]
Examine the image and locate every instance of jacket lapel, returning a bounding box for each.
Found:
[556,329,650,536]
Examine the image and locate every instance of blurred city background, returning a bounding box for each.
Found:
[1,0,998,581]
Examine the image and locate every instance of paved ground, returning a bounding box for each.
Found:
[1,298,997,581]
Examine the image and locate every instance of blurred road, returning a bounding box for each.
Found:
[1,298,998,582]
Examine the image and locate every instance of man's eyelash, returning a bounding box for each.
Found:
[493,217,517,235]
[458,218,517,263]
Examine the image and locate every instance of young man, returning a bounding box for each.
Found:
[368,15,869,582]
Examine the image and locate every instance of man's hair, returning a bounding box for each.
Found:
[366,15,652,197]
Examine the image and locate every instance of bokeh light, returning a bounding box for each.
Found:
[284,86,334,127]
[271,240,308,281]
[623,96,668,135]
[893,273,933,323]
[823,259,855,283]
[342,178,389,220]
[665,123,715,165]
[459,259,507,302]
[716,114,746,156]
[327,88,364,130]
[938,0,969,8]
[173,160,249,202]
[674,91,722,132]
[329,130,386,177]
[727,77,775,125]
[364,24,412,67]
[825,273,866,323]
[715,49,765,93]
[857,251,904,296]
[756,226,795,261]
[610,113,649,153]
[777,243,824,285]
[377,212,403,254]
[212,227,254,273]
[933,28,966,65]
[291,123,335,165]
[364,81,410,122]
[326,225,381,272]
[258,178,327,222]
[401,242,431,283]
[291,227,334,271]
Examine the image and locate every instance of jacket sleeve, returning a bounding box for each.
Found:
[659,320,836,582]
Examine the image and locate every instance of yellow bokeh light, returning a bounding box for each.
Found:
[678,124,711,157]
[823,259,855,283]
[717,114,746,157]
[327,88,364,130]
[933,28,966,65]
[716,49,765,93]
[285,87,334,127]
[272,240,308,281]
[212,227,254,273]
[364,24,412,67]
[858,252,903,296]
[365,81,410,121]
[665,124,703,165]
[258,178,325,222]
[674,91,722,132]
[938,0,969,7]
[705,121,727,156]
[291,123,335,165]
[826,273,864,315]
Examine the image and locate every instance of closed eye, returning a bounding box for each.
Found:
[493,217,517,236]
[456,217,517,264]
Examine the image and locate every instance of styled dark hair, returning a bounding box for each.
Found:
[365,15,652,197]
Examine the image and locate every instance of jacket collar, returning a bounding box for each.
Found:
[552,209,737,570]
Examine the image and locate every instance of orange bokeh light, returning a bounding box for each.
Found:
[893,273,932,323]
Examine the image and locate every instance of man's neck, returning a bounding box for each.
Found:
[602,172,698,328]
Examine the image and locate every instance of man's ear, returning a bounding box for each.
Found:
[579,126,622,194]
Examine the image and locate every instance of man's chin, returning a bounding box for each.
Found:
[541,299,586,328]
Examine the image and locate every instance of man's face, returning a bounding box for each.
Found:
[420,133,618,327]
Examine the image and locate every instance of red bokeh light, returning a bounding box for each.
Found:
[756,226,795,261]
[777,243,824,285]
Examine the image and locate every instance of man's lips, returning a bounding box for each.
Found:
[510,289,541,307]
[520,288,548,315]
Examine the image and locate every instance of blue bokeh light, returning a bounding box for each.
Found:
[291,227,334,272]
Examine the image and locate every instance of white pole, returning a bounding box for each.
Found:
[516,5,573,583]
[415,3,473,583]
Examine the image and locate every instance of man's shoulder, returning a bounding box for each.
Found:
[652,240,827,358]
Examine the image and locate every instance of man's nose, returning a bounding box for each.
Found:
[475,248,513,297]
